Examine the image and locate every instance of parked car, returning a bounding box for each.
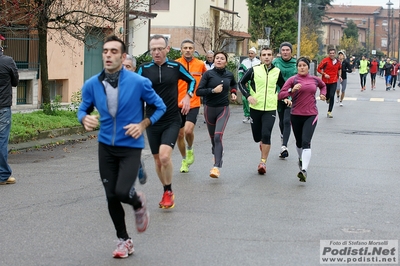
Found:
[135,47,202,69]
[140,47,200,58]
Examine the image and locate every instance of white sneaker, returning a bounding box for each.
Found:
[279,146,289,158]
[336,97,339,103]
[135,192,149,233]
[242,117,251,124]
[339,102,343,107]
[113,238,134,258]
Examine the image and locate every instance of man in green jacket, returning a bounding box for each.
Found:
[273,42,297,159]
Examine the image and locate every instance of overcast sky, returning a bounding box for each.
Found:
[332,0,400,8]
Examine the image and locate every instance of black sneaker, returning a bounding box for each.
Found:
[298,159,302,171]
[138,160,147,185]
[297,170,307,182]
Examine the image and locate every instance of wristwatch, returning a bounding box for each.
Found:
[288,88,292,93]
[188,91,193,98]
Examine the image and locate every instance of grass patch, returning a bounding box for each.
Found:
[10,110,83,143]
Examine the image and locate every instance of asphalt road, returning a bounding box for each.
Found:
[1,71,399,266]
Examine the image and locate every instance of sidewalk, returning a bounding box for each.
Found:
[8,131,97,152]
[8,105,207,152]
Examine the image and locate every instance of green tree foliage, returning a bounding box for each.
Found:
[247,0,331,51]
[343,20,359,39]
[247,0,298,50]
[293,27,319,59]
[339,35,359,56]
[302,0,332,33]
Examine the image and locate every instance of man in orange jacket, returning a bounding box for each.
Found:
[175,39,207,173]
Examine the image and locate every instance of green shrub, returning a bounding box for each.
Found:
[42,95,62,115]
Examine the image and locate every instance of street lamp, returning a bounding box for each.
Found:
[373,10,380,52]
[297,0,302,58]
[264,26,271,47]
[387,0,393,57]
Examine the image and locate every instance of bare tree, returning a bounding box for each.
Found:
[195,12,241,53]
[1,0,148,114]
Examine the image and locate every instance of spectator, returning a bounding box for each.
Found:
[0,45,19,185]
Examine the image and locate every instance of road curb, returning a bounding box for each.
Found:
[8,130,98,152]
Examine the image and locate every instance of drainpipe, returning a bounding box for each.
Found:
[193,0,196,42]
[232,0,235,31]
[148,1,152,50]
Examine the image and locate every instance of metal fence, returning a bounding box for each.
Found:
[0,29,39,70]
[17,80,27,105]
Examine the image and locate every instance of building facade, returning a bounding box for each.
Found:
[149,0,251,56]
[325,4,399,58]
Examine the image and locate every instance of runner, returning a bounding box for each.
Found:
[369,56,379,90]
[317,48,341,118]
[336,51,352,106]
[122,54,147,184]
[278,57,327,182]
[175,39,207,173]
[78,35,166,258]
[238,47,285,175]
[273,42,297,159]
[196,51,237,178]
[358,55,369,91]
[137,35,196,209]
[383,58,393,91]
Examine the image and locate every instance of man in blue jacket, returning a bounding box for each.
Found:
[78,35,166,259]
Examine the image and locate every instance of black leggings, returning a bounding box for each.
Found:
[204,105,230,168]
[291,115,317,149]
[359,73,367,88]
[277,101,291,147]
[370,73,377,83]
[99,142,142,240]
[250,109,276,145]
[391,75,397,88]
[326,83,336,112]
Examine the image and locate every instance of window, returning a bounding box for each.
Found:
[223,38,236,53]
[381,38,387,48]
[49,80,63,101]
[17,80,27,104]
[151,0,170,11]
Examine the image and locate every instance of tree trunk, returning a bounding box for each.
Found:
[38,26,50,107]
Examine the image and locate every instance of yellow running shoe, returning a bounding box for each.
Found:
[186,149,194,165]
[180,159,189,173]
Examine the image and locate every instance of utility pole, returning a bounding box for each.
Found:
[297,0,302,58]
[387,0,393,57]
[367,17,370,57]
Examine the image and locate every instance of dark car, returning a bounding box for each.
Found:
[141,47,200,58]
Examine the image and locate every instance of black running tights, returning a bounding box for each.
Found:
[98,142,142,239]
[204,105,230,168]
[291,115,317,149]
